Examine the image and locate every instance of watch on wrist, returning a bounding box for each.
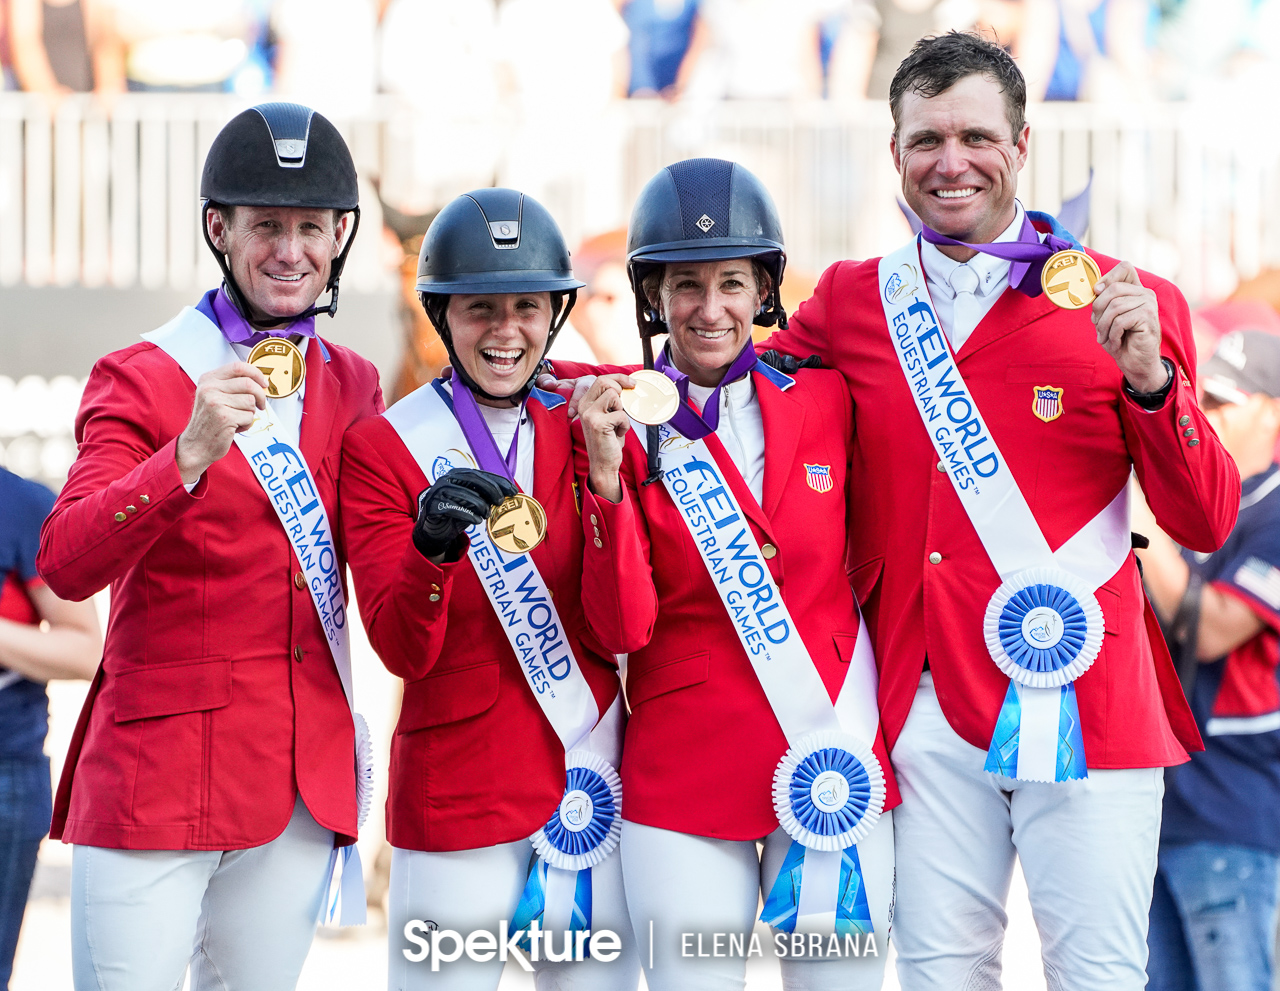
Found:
[1123,358,1176,409]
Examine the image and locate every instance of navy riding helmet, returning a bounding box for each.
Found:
[626,157,788,342]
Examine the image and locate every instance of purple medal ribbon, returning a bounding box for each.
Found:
[448,370,521,482]
[653,343,760,441]
[920,213,1073,299]
[210,287,317,346]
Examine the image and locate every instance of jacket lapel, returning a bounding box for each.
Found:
[701,430,774,541]
[300,336,339,470]
[528,398,572,576]
[955,281,1059,362]
[757,370,805,519]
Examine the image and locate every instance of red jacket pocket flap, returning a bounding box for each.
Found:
[399,660,500,733]
[626,650,710,708]
[113,656,231,722]
[848,556,884,604]
[833,633,858,664]
[1097,583,1121,635]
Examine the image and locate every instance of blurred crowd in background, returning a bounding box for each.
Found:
[5,6,1280,991]
[1,0,1277,112]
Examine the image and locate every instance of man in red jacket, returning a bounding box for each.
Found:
[761,31,1240,991]
[37,104,383,991]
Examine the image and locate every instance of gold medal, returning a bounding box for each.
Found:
[1041,250,1102,310]
[487,493,547,555]
[620,369,680,425]
[247,338,306,398]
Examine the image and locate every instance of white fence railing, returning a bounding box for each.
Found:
[1,95,1279,305]
[0,375,84,487]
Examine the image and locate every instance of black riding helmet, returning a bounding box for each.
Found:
[627,157,788,345]
[416,188,585,404]
[626,158,788,482]
[200,102,361,328]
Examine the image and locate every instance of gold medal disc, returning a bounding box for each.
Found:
[1041,250,1102,310]
[620,369,680,425]
[487,493,548,555]
[247,338,307,398]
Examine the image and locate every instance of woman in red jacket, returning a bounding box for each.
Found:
[340,190,637,991]
[576,159,899,991]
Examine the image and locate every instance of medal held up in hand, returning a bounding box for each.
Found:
[247,338,306,398]
[1041,250,1102,310]
[487,492,547,555]
[620,369,680,425]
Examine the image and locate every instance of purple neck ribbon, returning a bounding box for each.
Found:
[920,212,1073,299]
[210,287,317,346]
[654,342,760,441]
[448,370,522,482]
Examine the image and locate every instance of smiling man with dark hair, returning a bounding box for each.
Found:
[761,30,1240,991]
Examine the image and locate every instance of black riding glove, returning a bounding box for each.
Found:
[413,468,518,560]
[758,350,823,374]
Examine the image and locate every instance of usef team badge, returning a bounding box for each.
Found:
[1032,386,1064,423]
[804,464,833,493]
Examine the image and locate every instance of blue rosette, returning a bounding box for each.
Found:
[772,731,885,853]
[982,567,1104,689]
[529,750,622,871]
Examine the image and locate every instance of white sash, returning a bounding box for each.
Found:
[877,241,1131,780]
[633,416,885,935]
[383,382,603,753]
[631,419,880,748]
[143,306,369,925]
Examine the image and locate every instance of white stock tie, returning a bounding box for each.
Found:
[947,263,981,350]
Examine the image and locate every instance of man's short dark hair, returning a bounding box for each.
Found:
[889,32,1027,142]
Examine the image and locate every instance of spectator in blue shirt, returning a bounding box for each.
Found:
[622,0,698,97]
[0,466,100,989]
[1137,330,1280,991]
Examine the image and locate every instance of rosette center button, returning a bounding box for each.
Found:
[810,770,850,814]
[559,790,595,833]
[1021,606,1064,649]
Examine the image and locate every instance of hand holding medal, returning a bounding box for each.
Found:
[1087,259,1168,394]
[174,360,269,485]
[580,374,650,505]
[413,468,517,561]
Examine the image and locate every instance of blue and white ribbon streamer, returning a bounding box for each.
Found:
[762,840,873,936]
[511,858,594,955]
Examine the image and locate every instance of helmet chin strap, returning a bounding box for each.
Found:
[200,202,362,330]
[422,290,578,406]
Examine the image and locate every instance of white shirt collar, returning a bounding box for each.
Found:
[920,201,1027,300]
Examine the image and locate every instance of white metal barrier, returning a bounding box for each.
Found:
[1,94,1278,305]
[0,375,85,486]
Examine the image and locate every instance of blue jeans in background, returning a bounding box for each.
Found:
[0,756,51,990]
[1147,840,1280,991]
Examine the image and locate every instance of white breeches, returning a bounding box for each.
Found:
[890,671,1165,991]
[620,815,894,991]
[387,840,639,991]
[71,794,335,991]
